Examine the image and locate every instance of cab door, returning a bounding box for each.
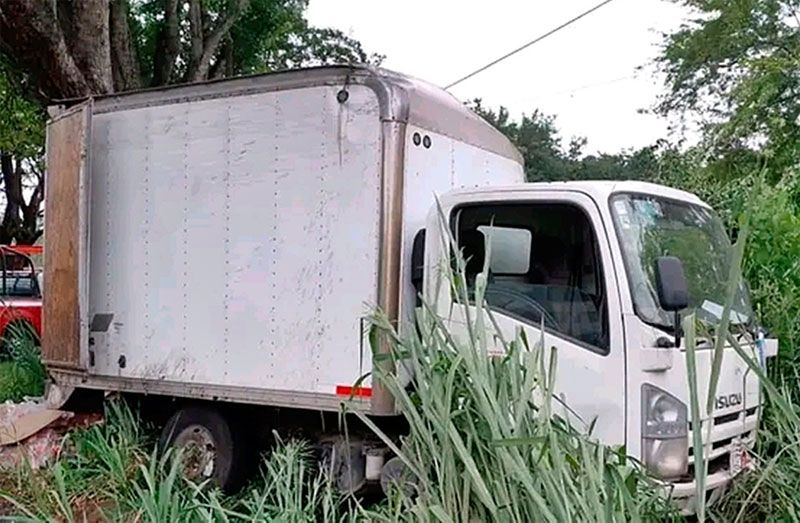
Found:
[434,191,626,446]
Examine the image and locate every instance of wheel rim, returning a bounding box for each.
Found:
[173,424,217,481]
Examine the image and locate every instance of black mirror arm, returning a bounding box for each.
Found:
[674,310,682,348]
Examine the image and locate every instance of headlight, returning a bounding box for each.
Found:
[642,384,688,479]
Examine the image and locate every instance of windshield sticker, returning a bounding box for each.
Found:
[699,300,750,324]
[614,200,632,229]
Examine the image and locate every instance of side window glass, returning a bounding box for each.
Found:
[454,203,609,352]
[0,250,37,297]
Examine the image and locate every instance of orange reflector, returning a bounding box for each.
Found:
[336,385,372,398]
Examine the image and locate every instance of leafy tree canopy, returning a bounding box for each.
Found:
[469,99,662,182]
[0,0,380,243]
[0,0,382,100]
[656,0,800,175]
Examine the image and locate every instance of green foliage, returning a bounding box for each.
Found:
[657,0,800,174]
[0,59,44,158]
[739,180,800,379]
[0,337,45,403]
[0,402,351,522]
[469,99,662,182]
[129,0,380,86]
[469,99,577,181]
[358,228,677,522]
[200,438,347,522]
[0,58,46,244]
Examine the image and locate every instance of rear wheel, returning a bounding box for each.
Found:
[158,406,250,492]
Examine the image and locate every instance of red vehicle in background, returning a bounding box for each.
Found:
[0,245,42,356]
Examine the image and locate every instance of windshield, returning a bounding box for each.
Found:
[610,193,752,330]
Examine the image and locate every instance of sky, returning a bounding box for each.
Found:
[306,0,691,155]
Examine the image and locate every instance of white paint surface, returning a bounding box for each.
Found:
[398,125,524,325]
[88,85,383,395]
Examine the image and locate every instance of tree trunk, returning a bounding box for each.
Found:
[209,36,235,80]
[57,0,113,94]
[0,153,21,244]
[187,0,205,80]
[152,0,181,86]
[0,153,44,245]
[110,0,141,92]
[0,0,91,99]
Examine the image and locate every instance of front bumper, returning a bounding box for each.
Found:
[667,469,732,515]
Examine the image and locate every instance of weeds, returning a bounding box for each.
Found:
[360,309,677,522]
[0,324,45,403]
[352,211,679,522]
[657,169,800,520]
[0,402,353,522]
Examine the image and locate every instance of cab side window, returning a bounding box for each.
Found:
[454,203,609,352]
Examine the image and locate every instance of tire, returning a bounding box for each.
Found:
[158,406,249,493]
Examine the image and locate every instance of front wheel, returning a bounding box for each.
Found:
[158,406,249,492]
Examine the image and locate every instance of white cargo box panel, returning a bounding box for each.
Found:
[87,85,381,406]
[398,124,524,324]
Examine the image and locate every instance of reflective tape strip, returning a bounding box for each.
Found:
[336,385,372,398]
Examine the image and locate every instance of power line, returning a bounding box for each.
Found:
[534,73,636,100]
[444,0,617,90]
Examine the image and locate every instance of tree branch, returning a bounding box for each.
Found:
[189,0,250,82]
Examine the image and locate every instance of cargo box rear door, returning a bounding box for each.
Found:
[42,101,92,370]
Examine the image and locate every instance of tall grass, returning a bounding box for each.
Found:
[657,168,800,520]
[1,402,351,522]
[0,322,45,403]
[355,215,678,522]
[360,309,676,522]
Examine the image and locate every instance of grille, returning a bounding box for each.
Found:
[687,406,758,467]
[688,406,758,432]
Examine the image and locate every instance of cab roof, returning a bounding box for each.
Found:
[447,180,710,209]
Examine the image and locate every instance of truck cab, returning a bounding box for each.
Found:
[423,181,776,512]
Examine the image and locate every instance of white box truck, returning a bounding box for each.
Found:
[41,66,776,510]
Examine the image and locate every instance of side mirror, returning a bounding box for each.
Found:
[655,256,689,346]
[655,256,689,311]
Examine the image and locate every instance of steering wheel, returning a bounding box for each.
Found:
[483,286,562,332]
